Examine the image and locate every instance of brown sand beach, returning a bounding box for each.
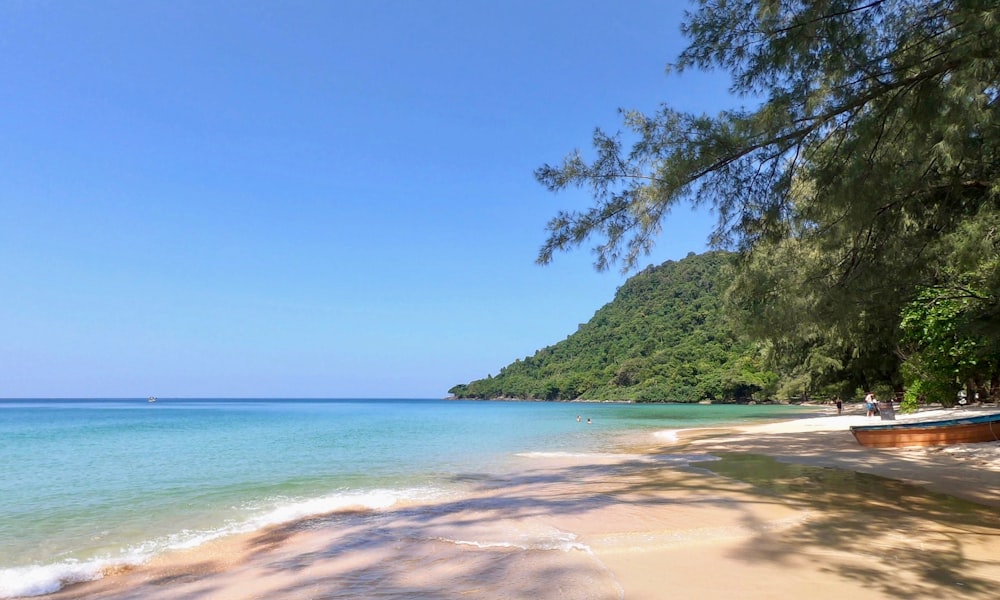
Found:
[43,407,1000,600]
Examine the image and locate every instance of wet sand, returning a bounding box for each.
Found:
[44,407,1000,600]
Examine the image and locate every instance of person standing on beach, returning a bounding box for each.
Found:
[835,397,843,415]
[865,391,876,417]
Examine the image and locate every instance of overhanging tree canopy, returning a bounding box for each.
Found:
[536,0,1000,399]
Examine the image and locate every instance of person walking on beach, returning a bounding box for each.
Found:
[835,397,843,415]
[865,391,876,417]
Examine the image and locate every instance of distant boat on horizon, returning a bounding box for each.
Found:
[148,397,157,403]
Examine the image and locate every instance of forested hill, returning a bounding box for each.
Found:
[449,251,774,402]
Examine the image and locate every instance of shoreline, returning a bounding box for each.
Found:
[681,406,1000,507]
[38,407,1000,599]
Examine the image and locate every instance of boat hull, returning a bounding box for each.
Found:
[851,413,1000,448]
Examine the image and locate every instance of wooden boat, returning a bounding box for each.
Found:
[851,412,1000,448]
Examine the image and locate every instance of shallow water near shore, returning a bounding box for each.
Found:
[0,398,815,598]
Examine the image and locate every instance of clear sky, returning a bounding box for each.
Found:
[0,0,733,398]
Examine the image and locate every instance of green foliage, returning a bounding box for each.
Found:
[449,252,776,402]
[901,356,955,412]
[899,391,920,414]
[895,206,1000,406]
[533,1,1000,401]
[538,1,1000,270]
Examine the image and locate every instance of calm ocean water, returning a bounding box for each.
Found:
[0,398,814,597]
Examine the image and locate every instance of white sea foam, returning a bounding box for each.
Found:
[248,487,436,529]
[0,558,134,599]
[433,530,625,600]
[516,451,648,461]
[654,429,680,442]
[0,487,443,598]
[435,529,591,553]
[128,487,443,554]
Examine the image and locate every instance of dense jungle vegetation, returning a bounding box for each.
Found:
[450,251,774,402]
[455,1,1000,407]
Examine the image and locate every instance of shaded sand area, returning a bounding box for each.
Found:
[43,407,1000,600]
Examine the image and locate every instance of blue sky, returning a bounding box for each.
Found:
[1,1,733,398]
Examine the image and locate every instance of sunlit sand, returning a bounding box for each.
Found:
[46,407,1000,600]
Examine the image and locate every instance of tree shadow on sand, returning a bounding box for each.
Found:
[240,444,1000,599]
[688,436,1000,598]
[49,432,1000,599]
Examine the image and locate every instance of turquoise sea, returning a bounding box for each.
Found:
[0,398,815,598]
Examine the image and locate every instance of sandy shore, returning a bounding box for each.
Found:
[44,406,1000,600]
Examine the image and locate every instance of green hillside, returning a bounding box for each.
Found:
[450,251,775,402]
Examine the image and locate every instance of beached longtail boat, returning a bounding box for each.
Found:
[850,412,1000,448]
